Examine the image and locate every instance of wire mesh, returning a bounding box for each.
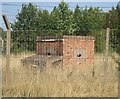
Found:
[1,2,120,96]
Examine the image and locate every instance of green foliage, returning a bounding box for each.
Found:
[89,30,106,53]
[11,1,120,54]
[11,3,38,53]
[73,6,106,53]
[51,1,78,35]
[109,2,120,55]
[73,6,105,36]
[0,27,7,54]
[116,2,120,55]
[73,5,84,35]
[0,27,6,40]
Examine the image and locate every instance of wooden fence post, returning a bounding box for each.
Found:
[102,12,111,87]
[103,13,111,86]
[117,2,120,99]
[2,15,11,85]
[103,28,110,87]
[118,55,120,99]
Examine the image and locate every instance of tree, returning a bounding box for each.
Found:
[84,7,105,32]
[109,3,120,54]
[0,27,6,54]
[73,6,105,35]
[0,27,6,40]
[51,1,77,35]
[73,5,84,35]
[11,3,38,52]
[73,6,106,53]
[11,1,119,54]
[36,10,57,36]
[85,7,106,53]
[116,1,120,54]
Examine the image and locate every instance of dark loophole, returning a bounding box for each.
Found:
[77,54,82,57]
[48,53,51,55]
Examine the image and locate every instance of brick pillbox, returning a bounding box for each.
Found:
[36,35,95,68]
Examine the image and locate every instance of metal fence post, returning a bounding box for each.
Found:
[103,28,110,86]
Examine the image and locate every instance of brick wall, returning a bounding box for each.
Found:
[36,36,94,68]
[63,36,94,67]
[36,41,63,55]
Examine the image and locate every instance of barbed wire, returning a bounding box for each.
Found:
[5,29,117,32]
[2,10,19,14]
[1,3,117,18]
[2,3,117,9]
[1,3,119,30]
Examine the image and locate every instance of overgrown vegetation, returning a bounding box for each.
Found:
[2,53,118,97]
[1,2,120,96]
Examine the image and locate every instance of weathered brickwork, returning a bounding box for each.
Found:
[36,41,63,55]
[36,36,94,67]
[63,36,94,67]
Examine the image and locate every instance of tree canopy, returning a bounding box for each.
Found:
[11,2,120,53]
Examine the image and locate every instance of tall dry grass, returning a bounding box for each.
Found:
[2,52,119,97]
